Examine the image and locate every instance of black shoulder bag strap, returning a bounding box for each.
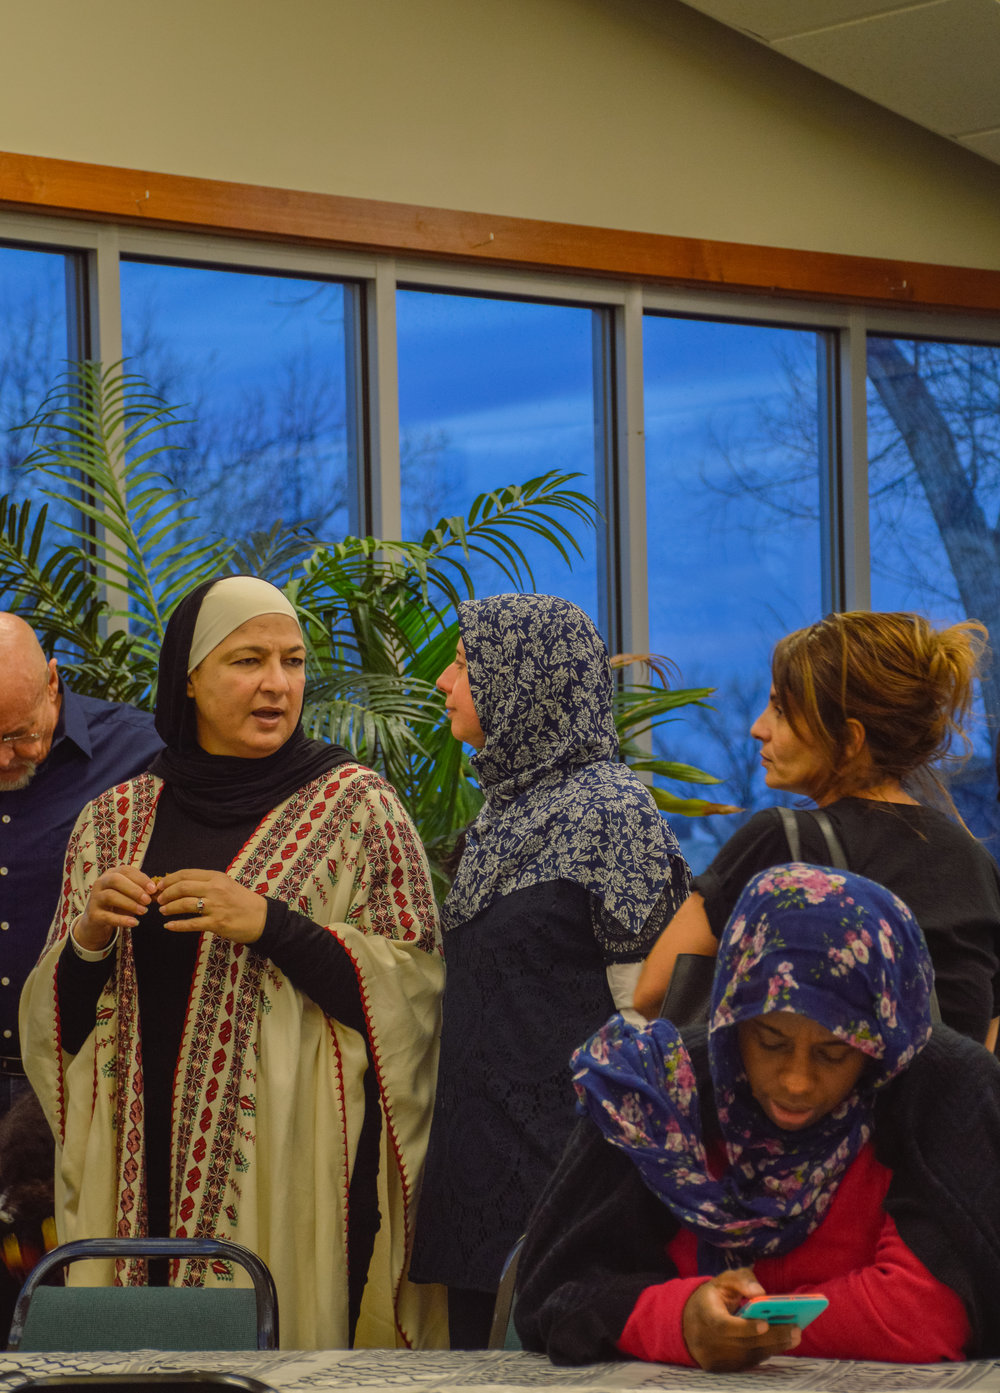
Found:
[777,805,802,861]
[776,805,847,869]
[809,809,849,869]
[776,806,941,1023]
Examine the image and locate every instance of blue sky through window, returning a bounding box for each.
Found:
[5,246,996,848]
[867,336,1000,840]
[644,315,823,866]
[120,260,352,549]
[0,244,76,555]
[397,288,599,621]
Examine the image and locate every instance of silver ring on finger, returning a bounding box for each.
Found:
[197,897,205,916]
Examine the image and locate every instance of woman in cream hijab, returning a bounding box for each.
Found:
[21,576,445,1349]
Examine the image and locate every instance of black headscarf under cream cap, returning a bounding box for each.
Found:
[150,575,353,826]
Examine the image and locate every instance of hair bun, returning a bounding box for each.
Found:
[771,611,988,808]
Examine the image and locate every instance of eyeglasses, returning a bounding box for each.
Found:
[0,731,43,753]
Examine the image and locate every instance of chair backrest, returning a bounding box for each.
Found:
[487,1235,524,1351]
[7,1236,279,1352]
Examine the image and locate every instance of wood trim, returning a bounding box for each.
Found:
[2,148,1000,316]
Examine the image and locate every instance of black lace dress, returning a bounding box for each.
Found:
[410,877,662,1334]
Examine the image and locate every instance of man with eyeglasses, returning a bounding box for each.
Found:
[0,614,162,1116]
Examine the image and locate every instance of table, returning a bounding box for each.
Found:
[2,1349,1000,1393]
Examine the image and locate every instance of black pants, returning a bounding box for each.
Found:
[447,1285,496,1349]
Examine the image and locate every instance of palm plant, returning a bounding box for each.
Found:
[0,361,734,888]
[0,364,224,706]
[611,655,736,817]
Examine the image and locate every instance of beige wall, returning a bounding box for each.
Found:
[3,0,1000,269]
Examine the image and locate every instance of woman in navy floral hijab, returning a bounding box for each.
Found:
[573,864,933,1269]
[515,863,1000,1368]
[410,593,690,1347]
[443,593,687,937]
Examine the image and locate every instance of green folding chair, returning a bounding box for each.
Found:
[6,1236,279,1351]
[487,1235,524,1351]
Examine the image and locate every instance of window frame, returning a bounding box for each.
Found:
[3,192,1000,655]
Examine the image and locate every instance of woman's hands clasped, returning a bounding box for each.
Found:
[76,865,266,951]
[156,870,267,943]
[682,1269,801,1372]
[75,866,157,952]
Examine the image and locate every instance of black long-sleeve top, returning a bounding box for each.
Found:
[514,1025,1000,1362]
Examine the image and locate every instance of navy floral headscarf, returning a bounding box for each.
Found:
[572,863,934,1271]
[441,593,689,936]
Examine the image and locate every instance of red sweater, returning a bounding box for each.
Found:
[618,1143,970,1365]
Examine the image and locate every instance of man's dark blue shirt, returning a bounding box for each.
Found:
[1,682,162,1056]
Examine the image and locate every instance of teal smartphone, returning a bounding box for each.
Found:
[738,1294,829,1328]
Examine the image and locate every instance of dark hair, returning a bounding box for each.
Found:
[771,611,987,807]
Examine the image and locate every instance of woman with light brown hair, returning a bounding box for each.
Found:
[634,611,1000,1048]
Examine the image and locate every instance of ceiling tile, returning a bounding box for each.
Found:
[679,1,925,42]
[959,129,1000,163]
[773,0,1000,136]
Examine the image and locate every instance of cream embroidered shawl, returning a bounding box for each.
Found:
[20,766,447,1350]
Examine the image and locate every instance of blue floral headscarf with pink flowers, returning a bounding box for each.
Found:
[571,863,934,1271]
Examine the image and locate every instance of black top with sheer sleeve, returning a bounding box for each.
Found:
[693,798,1000,1043]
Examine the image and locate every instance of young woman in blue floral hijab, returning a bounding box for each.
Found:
[515,864,1000,1369]
[409,593,690,1348]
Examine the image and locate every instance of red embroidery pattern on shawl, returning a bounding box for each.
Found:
[173,940,264,1253]
[57,768,439,1310]
[235,766,436,951]
[169,771,398,1273]
[50,815,94,1140]
[362,804,438,952]
[86,776,159,1281]
[54,816,89,954]
[237,774,337,897]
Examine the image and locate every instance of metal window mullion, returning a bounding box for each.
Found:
[817,327,843,614]
[363,257,401,540]
[591,306,619,651]
[839,311,870,611]
[818,314,870,615]
[342,282,368,538]
[592,290,651,767]
[89,226,124,368]
[616,285,649,660]
[88,229,130,631]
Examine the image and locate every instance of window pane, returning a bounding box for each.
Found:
[396,289,599,620]
[121,261,353,555]
[867,335,1000,839]
[0,245,82,618]
[0,244,73,520]
[644,316,824,869]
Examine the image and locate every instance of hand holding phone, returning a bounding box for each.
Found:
[682,1270,804,1372]
[738,1294,828,1328]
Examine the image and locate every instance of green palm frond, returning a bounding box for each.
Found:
[0,497,101,641]
[228,521,320,586]
[302,671,441,770]
[16,361,232,668]
[1,360,735,894]
[0,497,151,703]
[609,663,740,821]
[404,719,483,853]
[649,788,743,816]
[613,681,715,746]
[416,473,597,595]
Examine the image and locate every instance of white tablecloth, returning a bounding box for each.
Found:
[2,1349,1000,1393]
